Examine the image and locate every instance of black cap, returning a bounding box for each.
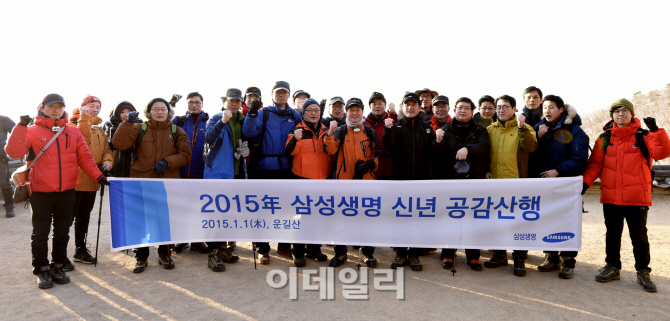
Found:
[245,87,261,99]
[345,98,364,110]
[226,88,243,101]
[432,95,449,106]
[272,80,290,93]
[402,92,421,105]
[329,96,345,106]
[42,93,65,106]
[415,88,438,98]
[369,92,386,105]
[292,90,310,100]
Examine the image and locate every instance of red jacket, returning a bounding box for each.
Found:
[583,118,670,206]
[364,112,397,177]
[5,114,103,193]
[429,114,452,132]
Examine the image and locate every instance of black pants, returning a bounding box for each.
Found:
[603,204,651,271]
[441,248,481,261]
[70,191,97,248]
[134,245,169,261]
[543,251,579,268]
[393,247,423,257]
[492,250,528,259]
[254,169,293,254]
[30,190,75,274]
[0,157,12,206]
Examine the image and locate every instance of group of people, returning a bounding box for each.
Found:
[2,82,668,294]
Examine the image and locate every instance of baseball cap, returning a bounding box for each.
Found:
[42,93,65,106]
[272,80,290,93]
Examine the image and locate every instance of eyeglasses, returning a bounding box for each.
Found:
[495,106,511,111]
[188,101,202,106]
[304,108,320,113]
[151,108,168,113]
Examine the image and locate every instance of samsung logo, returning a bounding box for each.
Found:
[542,232,575,243]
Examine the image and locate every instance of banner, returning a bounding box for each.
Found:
[108,177,583,252]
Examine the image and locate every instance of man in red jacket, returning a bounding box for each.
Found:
[5,94,107,289]
[583,98,670,293]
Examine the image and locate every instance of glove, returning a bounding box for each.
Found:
[126,111,139,123]
[169,94,182,107]
[97,175,110,186]
[353,159,374,179]
[644,117,658,132]
[109,115,121,126]
[581,183,588,195]
[249,100,262,117]
[19,115,32,126]
[237,139,250,158]
[152,159,168,175]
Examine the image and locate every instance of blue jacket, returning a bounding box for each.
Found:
[0,116,16,158]
[533,107,589,177]
[174,111,209,178]
[204,112,244,179]
[242,102,302,171]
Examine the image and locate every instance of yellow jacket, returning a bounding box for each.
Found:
[487,115,537,179]
[67,112,113,191]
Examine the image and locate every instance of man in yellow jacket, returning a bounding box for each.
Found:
[484,94,537,276]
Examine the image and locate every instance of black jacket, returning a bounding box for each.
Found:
[321,116,345,127]
[432,119,490,179]
[383,115,435,180]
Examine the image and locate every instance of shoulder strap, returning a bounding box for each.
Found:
[28,125,66,170]
[636,129,650,163]
[599,131,612,155]
[133,122,149,162]
[171,124,179,148]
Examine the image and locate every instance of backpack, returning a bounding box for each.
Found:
[133,122,179,162]
[600,128,655,187]
[331,124,379,179]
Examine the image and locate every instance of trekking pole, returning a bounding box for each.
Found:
[356,247,362,271]
[94,184,105,267]
[253,242,257,269]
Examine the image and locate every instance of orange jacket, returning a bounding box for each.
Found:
[324,124,379,180]
[67,111,113,191]
[429,114,452,132]
[285,121,332,179]
[583,118,670,206]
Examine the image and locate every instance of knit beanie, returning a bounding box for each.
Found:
[609,98,634,118]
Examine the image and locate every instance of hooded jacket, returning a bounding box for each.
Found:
[285,121,332,179]
[532,105,589,177]
[325,124,380,180]
[173,111,209,178]
[203,111,246,179]
[5,113,103,193]
[583,118,670,206]
[106,101,141,178]
[383,110,436,180]
[433,118,490,179]
[67,111,114,191]
[242,102,302,171]
[487,115,537,178]
[0,116,16,158]
[364,112,398,177]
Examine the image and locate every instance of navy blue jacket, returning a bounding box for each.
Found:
[174,111,209,178]
[533,109,589,177]
[242,102,302,171]
[0,116,16,158]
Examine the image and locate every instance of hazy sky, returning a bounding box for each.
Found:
[1,1,669,122]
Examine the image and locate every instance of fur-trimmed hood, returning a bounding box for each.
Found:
[144,97,175,121]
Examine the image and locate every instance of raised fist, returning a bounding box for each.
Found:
[435,128,445,143]
[384,118,393,128]
[517,113,526,128]
[294,128,303,140]
[222,110,233,123]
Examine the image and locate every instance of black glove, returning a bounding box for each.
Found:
[644,117,658,132]
[97,175,110,186]
[152,159,168,175]
[19,115,32,126]
[581,183,588,195]
[126,111,139,123]
[249,100,262,117]
[109,115,121,126]
[169,94,182,107]
[353,159,374,179]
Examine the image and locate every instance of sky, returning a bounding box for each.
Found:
[1,1,669,122]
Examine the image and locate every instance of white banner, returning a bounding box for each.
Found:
[108,177,583,252]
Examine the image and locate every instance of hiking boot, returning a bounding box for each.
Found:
[50,264,70,284]
[189,242,208,253]
[305,251,328,262]
[409,256,423,271]
[363,255,377,268]
[442,258,454,270]
[228,242,236,251]
[172,243,189,253]
[637,270,657,293]
[218,247,239,263]
[391,255,407,269]
[420,248,437,256]
[595,264,620,283]
[37,266,53,289]
[513,255,526,277]
[158,254,175,269]
[74,246,96,264]
[4,204,15,218]
[293,255,306,267]
[329,254,347,268]
[484,251,508,268]
[133,259,147,273]
[559,264,574,279]
[468,259,483,271]
[537,255,559,272]
[62,262,75,272]
[259,252,270,265]
[208,249,226,272]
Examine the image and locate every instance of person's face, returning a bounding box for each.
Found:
[150,102,169,122]
[496,99,516,122]
[85,102,101,117]
[331,102,345,119]
[454,101,474,122]
[273,89,289,106]
[346,106,363,123]
[370,99,386,117]
[187,96,203,114]
[612,106,633,128]
[432,102,450,122]
[119,108,131,122]
[303,103,321,124]
[41,103,65,119]
[524,90,542,110]
[543,101,564,124]
[245,94,260,107]
[403,100,420,118]
[294,94,308,111]
[419,93,432,110]
[227,98,242,114]
[479,101,495,119]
